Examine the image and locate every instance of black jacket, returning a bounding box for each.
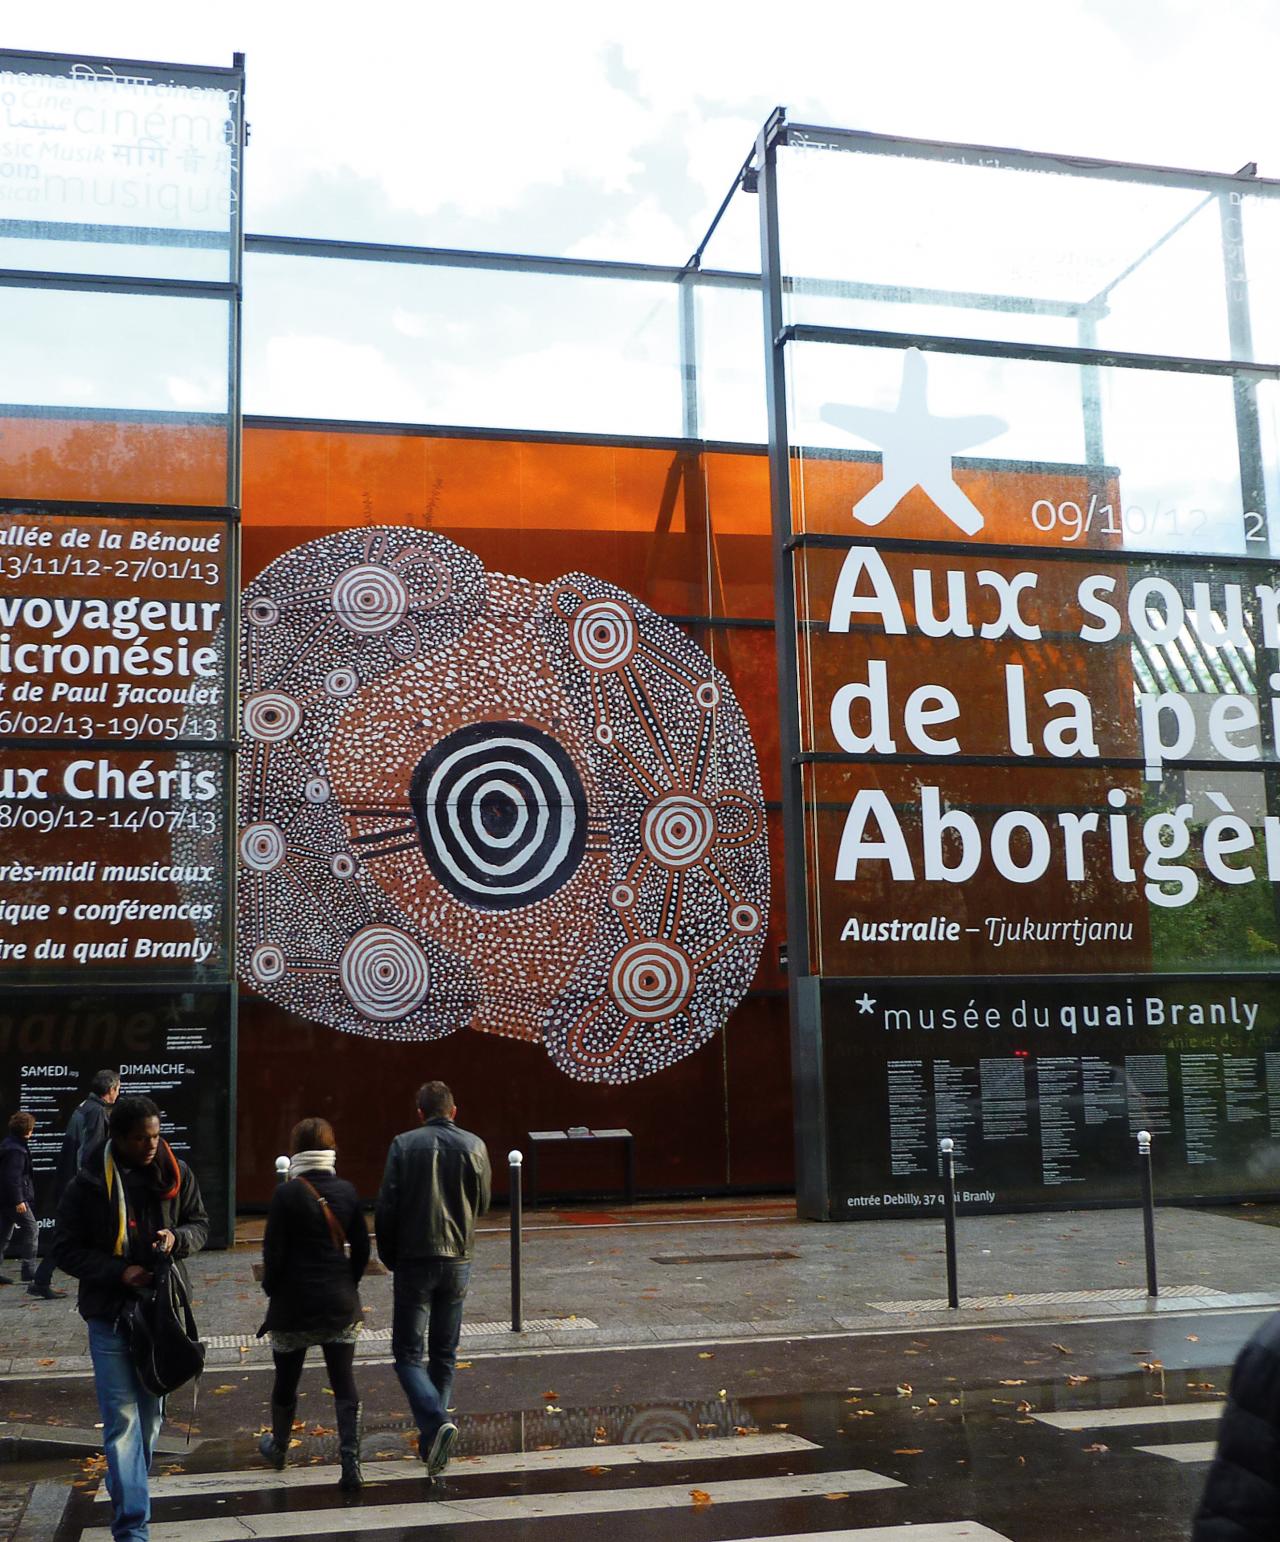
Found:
[1193,1311,1280,1540]
[0,1133,35,1216]
[375,1117,491,1268]
[53,1138,209,1322]
[259,1170,370,1336]
[56,1095,112,1192]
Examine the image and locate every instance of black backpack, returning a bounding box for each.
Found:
[119,1253,206,1397]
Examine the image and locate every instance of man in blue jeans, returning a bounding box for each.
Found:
[376,1081,491,1476]
[54,1095,208,1541]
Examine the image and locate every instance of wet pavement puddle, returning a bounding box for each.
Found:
[41,1358,1232,1541]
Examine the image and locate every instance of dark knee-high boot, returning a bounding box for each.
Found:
[335,1398,363,1491]
[258,1400,295,1470]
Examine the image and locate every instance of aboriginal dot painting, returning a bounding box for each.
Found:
[236,526,769,1084]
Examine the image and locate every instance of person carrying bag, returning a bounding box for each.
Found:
[257,1117,370,1491]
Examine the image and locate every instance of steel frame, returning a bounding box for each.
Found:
[753,106,1280,1217]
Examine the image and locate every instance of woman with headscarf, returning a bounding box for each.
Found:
[257,1116,369,1490]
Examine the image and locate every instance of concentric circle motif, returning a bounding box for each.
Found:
[610,882,635,910]
[331,564,409,636]
[695,680,720,709]
[594,722,614,746]
[304,777,331,805]
[609,941,694,1022]
[244,691,303,743]
[410,721,588,911]
[325,666,359,699]
[250,943,287,983]
[570,599,636,672]
[330,852,357,880]
[339,926,431,1020]
[730,903,761,935]
[240,822,286,873]
[247,597,279,627]
[641,794,714,868]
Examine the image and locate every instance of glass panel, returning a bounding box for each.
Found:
[693,279,767,444]
[0,53,239,281]
[785,339,1261,558]
[243,253,683,438]
[0,286,229,412]
[776,140,1280,365]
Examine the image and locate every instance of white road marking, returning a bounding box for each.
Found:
[82,1468,904,1539]
[94,1432,819,1502]
[733,1527,1014,1541]
[1033,1401,1224,1430]
[1133,1440,1218,1464]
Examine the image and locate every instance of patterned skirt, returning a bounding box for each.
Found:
[268,1321,362,1353]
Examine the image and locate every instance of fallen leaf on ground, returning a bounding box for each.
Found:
[824,1491,850,1500]
[1141,1361,1164,1373]
[690,1489,713,1507]
[698,1352,715,1359]
[896,1383,913,1395]
[998,1379,1026,1386]
[542,1390,559,1400]
[1016,1400,1034,1414]
[545,1405,563,1414]
[1083,1442,1109,1453]
[1186,1335,1199,1343]
[893,1448,923,1456]
[1066,1374,1090,1386]
[1052,1343,1072,1356]
[733,1425,759,1436]
[211,1386,237,1396]
[583,1465,610,1475]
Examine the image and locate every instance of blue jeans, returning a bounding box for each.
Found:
[391,1258,471,1438]
[87,1317,165,1541]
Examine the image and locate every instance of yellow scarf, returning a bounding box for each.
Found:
[103,1143,128,1258]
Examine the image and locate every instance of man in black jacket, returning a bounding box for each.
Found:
[1192,1310,1280,1539]
[57,1069,121,1190]
[376,1081,490,1476]
[55,1094,208,1542]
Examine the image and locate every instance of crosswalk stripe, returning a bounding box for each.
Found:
[96,1432,820,1502]
[731,1527,1014,1541]
[1133,1440,1218,1464]
[82,1468,905,1540]
[1033,1401,1224,1431]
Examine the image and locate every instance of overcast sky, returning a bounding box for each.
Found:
[11,0,1280,266]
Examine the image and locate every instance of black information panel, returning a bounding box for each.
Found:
[1,988,233,1248]
[821,975,1280,1216]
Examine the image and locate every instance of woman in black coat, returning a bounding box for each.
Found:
[257,1117,370,1489]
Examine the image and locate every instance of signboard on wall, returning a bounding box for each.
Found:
[775,345,1280,1217]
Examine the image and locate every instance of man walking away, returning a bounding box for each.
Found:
[55,1094,208,1542]
[58,1070,121,1189]
[376,1081,490,1477]
[0,1112,64,1295]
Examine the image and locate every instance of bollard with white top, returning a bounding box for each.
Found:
[508,1149,523,1333]
[940,1137,959,1309]
[274,1155,290,1186]
[1137,1129,1158,1297]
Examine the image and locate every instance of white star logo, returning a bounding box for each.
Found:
[856,993,876,1014]
[821,348,1006,537]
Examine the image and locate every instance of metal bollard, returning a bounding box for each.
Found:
[940,1137,959,1310]
[509,1149,523,1333]
[274,1155,290,1186]
[1137,1130,1158,1298]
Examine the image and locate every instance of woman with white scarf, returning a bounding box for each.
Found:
[256,1117,370,1489]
